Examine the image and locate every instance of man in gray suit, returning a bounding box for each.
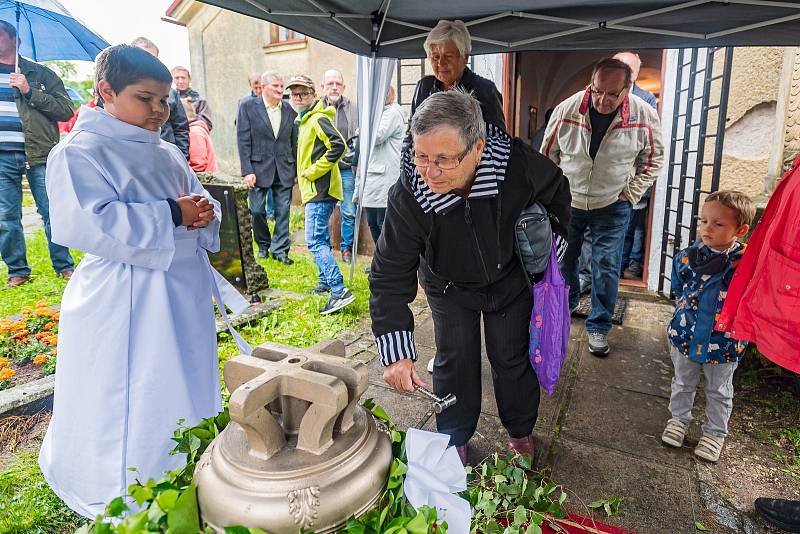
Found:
[237,71,297,264]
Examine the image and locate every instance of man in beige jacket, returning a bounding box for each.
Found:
[542,57,664,357]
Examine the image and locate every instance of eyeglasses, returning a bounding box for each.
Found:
[290,91,313,99]
[412,145,472,170]
[590,86,626,100]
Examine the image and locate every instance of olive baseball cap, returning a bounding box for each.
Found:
[286,74,315,89]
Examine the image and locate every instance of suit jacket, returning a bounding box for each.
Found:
[236,96,297,188]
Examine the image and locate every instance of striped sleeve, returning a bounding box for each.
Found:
[376,330,419,366]
[555,233,568,262]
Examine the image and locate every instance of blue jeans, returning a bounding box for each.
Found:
[560,200,631,334]
[622,206,647,268]
[339,167,355,251]
[265,188,274,218]
[305,200,346,295]
[0,152,74,277]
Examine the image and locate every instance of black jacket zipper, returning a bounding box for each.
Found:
[464,200,492,285]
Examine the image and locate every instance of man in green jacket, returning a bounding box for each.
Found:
[287,74,355,315]
[0,21,75,287]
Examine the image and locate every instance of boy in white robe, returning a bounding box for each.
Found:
[39,45,226,518]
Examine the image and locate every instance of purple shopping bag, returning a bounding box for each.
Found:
[529,238,570,396]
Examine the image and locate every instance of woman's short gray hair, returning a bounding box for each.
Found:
[410,89,485,149]
[424,20,471,57]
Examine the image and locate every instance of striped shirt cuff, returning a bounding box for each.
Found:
[376,330,418,366]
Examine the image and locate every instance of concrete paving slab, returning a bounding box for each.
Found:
[577,327,674,399]
[551,436,714,534]
[414,316,436,349]
[561,377,694,470]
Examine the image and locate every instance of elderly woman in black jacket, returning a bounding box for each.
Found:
[369,90,571,464]
[407,19,505,138]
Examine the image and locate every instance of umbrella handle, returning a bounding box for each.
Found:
[14,3,19,72]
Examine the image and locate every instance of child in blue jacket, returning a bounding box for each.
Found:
[662,190,755,462]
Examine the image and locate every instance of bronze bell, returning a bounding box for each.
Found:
[195,339,392,533]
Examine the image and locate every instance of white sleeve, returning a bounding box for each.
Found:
[185,167,221,253]
[45,143,176,271]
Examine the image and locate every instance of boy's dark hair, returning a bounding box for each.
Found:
[591,57,633,89]
[0,20,16,40]
[704,190,756,228]
[94,45,172,98]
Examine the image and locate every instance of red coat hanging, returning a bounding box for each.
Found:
[715,155,800,373]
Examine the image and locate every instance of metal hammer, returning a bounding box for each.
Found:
[414,385,457,413]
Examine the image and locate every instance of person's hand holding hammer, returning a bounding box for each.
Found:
[383,359,427,393]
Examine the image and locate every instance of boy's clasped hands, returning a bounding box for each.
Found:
[177,194,214,230]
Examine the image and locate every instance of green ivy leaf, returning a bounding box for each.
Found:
[166,484,201,531]
[105,496,128,517]
[695,521,709,531]
[513,505,527,526]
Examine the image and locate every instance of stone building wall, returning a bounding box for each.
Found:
[171,2,357,176]
[716,47,783,201]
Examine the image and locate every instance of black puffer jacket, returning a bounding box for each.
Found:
[369,137,571,365]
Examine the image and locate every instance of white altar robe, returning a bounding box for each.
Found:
[39,107,224,518]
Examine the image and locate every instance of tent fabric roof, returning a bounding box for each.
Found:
[200,0,800,57]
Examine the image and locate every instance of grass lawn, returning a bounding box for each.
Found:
[0,229,372,533]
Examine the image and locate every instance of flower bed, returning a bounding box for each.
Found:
[0,301,59,391]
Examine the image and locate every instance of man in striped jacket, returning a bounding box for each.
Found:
[542,57,664,357]
[0,21,75,287]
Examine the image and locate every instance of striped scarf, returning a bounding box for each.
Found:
[403,123,512,214]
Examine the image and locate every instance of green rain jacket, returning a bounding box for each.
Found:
[296,99,346,204]
[15,57,75,166]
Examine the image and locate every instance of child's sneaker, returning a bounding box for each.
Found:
[694,433,725,462]
[319,289,355,315]
[661,418,689,448]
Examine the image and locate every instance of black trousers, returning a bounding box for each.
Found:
[427,286,540,446]
[248,178,292,256]
[365,207,386,244]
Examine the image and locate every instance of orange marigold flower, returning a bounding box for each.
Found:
[44,322,56,330]
[0,357,9,369]
[0,368,15,381]
[52,312,60,321]
[20,306,32,315]
[12,330,30,340]
[33,354,48,365]
[34,308,52,317]
[35,300,48,308]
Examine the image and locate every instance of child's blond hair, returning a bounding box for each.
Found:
[704,190,755,228]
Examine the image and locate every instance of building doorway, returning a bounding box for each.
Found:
[511,49,664,288]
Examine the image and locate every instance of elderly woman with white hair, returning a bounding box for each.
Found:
[369,90,571,464]
[408,19,506,133]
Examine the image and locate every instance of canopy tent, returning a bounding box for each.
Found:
[200,0,800,281]
[200,1,800,57]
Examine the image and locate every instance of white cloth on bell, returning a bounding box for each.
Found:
[38,106,238,518]
[404,428,471,534]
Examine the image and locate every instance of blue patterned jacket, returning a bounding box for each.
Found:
[668,242,748,364]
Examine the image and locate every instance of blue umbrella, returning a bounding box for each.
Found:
[0,0,109,68]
